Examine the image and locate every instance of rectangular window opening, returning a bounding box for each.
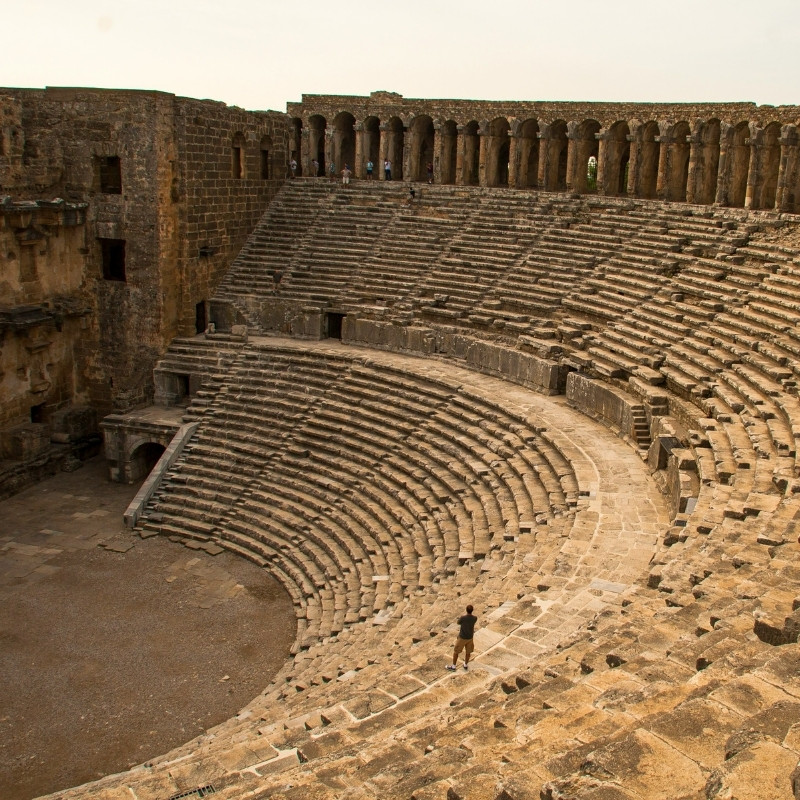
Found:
[232,147,243,179]
[99,238,126,281]
[195,301,207,334]
[96,156,122,194]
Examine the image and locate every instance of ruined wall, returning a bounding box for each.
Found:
[0,87,289,495]
[0,87,289,419]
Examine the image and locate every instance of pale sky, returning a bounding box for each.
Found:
[3,0,799,112]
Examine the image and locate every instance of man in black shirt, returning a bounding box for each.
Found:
[447,605,477,671]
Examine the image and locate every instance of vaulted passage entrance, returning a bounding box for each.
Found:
[309,115,327,175]
[461,121,480,185]
[603,121,630,196]
[664,121,690,202]
[637,121,660,199]
[516,119,539,188]
[753,121,781,209]
[542,120,568,191]
[486,118,510,187]
[693,119,721,204]
[439,120,457,184]
[384,117,405,180]
[725,121,751,208]
[333,112,355,172]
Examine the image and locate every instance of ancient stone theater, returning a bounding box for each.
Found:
[4,87,800,799]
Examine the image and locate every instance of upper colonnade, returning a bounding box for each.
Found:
[286,91,800,212]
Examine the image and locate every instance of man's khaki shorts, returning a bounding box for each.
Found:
[454,637,474,656]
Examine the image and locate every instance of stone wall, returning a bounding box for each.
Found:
[0,87,289,496]
[0,87,288,420]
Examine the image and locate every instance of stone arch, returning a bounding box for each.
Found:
[572,119,600,193]
[333,112,356,173]
[461,120,480,186]
[753,121,781,210]
[363,116,380,171]
[410,115,435,182]
[665,121,691,202]
[231,131,246,179]
[439,120,458,185]
[637,121,660,199]
[542,120,568,191]
[602,121,630,196]
[516,118,540,188]
[724,121,751,208]
[308,115,327,175]
[128,440,166,483]
[289,119,302,176]
[486,117,510,187]
[693,118,721,205]
[384,116,405,180]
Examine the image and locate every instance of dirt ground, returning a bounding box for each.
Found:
[0,457,297,800]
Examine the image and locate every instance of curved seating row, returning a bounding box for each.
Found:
[141,340,581,654]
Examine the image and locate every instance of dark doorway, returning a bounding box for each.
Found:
[176,374,190,402]
[195,301,207,334]
[30,404,45,424]
[326,312,345,340]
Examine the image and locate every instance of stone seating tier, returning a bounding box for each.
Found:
[78,183,800,800]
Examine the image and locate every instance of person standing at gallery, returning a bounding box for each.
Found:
[384,159,392,180]
[329,160,336,182]
[289,158,297,178]
[366,159,374,179]
[342,164,352,185]
[446,604,477,671]
[426,161,433,184]
[311,159,319,177]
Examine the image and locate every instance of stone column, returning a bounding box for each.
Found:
[744,129,759,209]
[478,126,488,187]
[325,129,334,173]
[595,131,609,195]
[565,124,579,193]
[685,132,701,204]
[714,123,731,205]
[775,127,797,212]
[378,123,389,181]
[507,132,520,189]
[354,123,365,179]
[655,134,671,200]
[455,125,467,185]
[626,133,639,197]
[537,128,551,190]
[432,123,443,185]
[402,127,411,182]
[300,126,311,176]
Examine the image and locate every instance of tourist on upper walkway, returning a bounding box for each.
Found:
[329,161,336,182]
[446,605,477,671]
[426,162,433,184]
[366,160,374,179]
[384,159,392,180]
[311,159,319,177]
[342,164,352,185]
[289,158,297,178]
